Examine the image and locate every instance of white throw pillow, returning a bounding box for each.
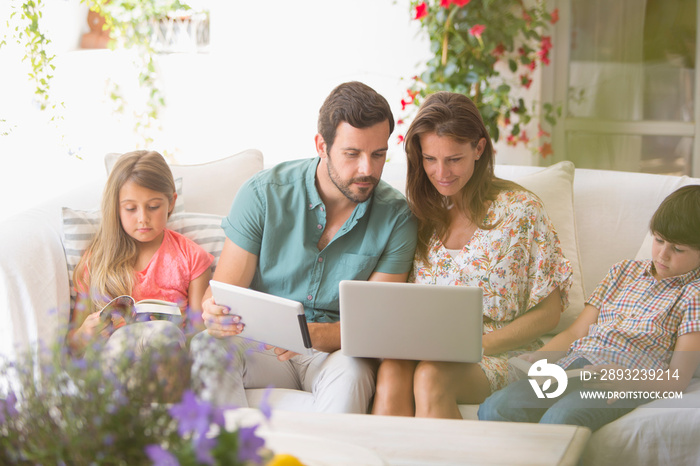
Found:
[105,149,264,216]
[635,232,654,260]
[61,208,225,308]
[508,161,585,334]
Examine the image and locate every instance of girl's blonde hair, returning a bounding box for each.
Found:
[74,151,176,311]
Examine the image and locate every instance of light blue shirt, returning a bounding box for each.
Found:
[221,158,417,322]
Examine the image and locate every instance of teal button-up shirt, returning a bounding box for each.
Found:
[221,158,417,323]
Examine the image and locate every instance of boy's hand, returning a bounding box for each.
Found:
[202,296,244,339]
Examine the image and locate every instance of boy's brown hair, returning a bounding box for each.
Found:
[650,185,700,249]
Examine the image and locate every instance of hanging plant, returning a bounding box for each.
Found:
[82,0,194,148]
[400,0,561,158]
[1,0,205,149]
[1,0,61,138]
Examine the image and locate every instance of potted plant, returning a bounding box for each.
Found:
[400,0,560,158]
[1,0,208,148]
[0,340,279,465]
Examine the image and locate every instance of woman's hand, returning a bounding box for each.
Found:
[202,296,244,339]
[518,352,542,363]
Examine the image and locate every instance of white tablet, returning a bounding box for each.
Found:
[339,280,483,363]
[209,280,313,355]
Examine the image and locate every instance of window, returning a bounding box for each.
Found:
[543,0,698,176]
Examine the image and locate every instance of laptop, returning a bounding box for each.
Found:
[339,280,483,363]
[209,280,313,355]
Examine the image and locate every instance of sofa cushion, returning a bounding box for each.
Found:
[634,233,653,260]
[61,209,225,308]
[503,161,585,334]
[105,149,264,217]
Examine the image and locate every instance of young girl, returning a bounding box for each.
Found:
[67,150,213,357]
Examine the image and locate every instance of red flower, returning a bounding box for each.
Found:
[523,11,532,23]
[401,98,411,111]
[440,0,451,8]
[492,43,506,58]
[550,8,559,24]
[453,0,470,6]
[520,131,529,144]
[540,142,553,157]
[397,119,405,125]
[520,74,533,89]
[528,61,537,72]
[397,135,405,144]
[407,89,419,99]
[414,2,428,20]
[537,124,551,138]
[540,36,553,51]
[538,37,552,65]
[469,24,485,38]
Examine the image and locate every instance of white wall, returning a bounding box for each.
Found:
[0,0,535,220]
[0,0,433,219]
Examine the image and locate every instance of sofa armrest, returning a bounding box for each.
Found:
[0,206,74,363]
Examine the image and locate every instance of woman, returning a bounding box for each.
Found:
[372,92,573,418]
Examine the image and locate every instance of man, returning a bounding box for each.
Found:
[190,81,418,413]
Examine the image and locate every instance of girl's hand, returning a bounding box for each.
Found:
[78,311,110,340]
[202,296,244,339]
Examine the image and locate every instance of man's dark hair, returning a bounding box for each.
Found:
[317,81,394,152]
[650,185,700,249]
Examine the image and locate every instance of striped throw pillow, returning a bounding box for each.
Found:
[61,208,225,309]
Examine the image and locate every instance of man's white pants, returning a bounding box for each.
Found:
[190,332,378,413]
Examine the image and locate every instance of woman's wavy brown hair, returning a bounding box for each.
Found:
[405,92,522,262]
[74,150,176,313]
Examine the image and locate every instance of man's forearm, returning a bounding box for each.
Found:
[307,321,341,353]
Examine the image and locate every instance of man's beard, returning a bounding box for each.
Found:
[327,158,379,203]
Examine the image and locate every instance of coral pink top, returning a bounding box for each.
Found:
[132,229,213,312]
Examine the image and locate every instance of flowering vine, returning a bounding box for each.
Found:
[402,0,560,158]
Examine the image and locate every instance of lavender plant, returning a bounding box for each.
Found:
[0,339,272,465]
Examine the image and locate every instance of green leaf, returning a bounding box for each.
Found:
[508,58,517,73]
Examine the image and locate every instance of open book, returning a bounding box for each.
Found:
[508,356,583,380]
[100,295,183,328]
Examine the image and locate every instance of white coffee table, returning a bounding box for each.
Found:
[227,408,591,465]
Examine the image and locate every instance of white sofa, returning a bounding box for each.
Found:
[2,150,700,465]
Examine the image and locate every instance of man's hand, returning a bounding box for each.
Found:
[202,296,244,339]
[264,344,299,362]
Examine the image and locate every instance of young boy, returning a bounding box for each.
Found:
[478,185,700,432]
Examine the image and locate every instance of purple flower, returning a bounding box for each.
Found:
[259,386,273,420]
[169,390,211,437]
[0,392,18,423]
[169,390,225,438]
[237,425,266,464]
[194,435,217,465]
[145,445,180,466]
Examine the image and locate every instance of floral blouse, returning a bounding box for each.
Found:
[413,190,573,335]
